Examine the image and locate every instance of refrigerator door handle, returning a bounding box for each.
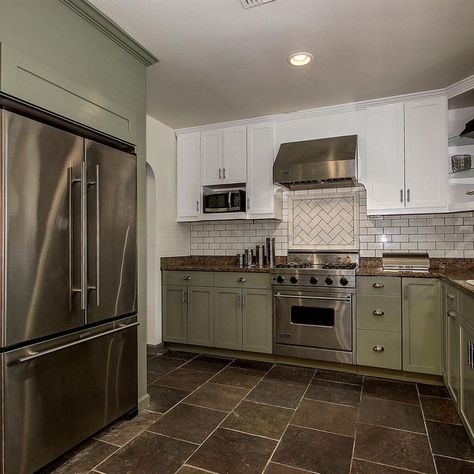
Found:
[80,161,88,310]
[87,164,100,306]
[70,166,82,304]
[16,321,140,363]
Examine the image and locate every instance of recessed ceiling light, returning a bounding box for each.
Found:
[288,52,313,67]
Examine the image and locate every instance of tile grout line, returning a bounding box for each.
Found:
[176,361,277,473]
[356,420,430,436]
[348,374,363,473]
[143,430,200,446]
[416,383,439,474]
[434,453,474,464]
[268,460,315,473]
[261,367,319,473]
[93,353,235,474]
[353,456,431,474]
[289,423,356,439]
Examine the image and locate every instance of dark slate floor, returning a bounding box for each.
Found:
[40,350,474,474]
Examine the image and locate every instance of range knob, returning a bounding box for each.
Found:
[290,276,299,284]
[325,277,333,286]
[310,276,318,285]
[276,275,285,284]
[340,277,349,286]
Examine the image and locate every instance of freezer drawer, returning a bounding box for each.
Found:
[2,316,138,474]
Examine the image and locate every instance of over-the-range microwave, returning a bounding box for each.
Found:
[203,189,246,213]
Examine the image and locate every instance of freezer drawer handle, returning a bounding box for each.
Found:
[16,322,140,364]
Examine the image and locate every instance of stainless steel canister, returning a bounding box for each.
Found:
[265,237,275,268]
[237,253,244,268]
[244,249,250,267]
[256,245,264,268]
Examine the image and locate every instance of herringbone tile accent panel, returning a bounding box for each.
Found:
[289,195,358,249]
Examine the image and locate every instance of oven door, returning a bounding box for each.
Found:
[274,289,352,351]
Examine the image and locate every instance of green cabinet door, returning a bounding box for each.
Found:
[188,286,214,347]
[214,288,242,350]
[460,321,474,443]
[402,278,442,375]
[163,285,188,343]
[446,309,461,402]
[242,289,272,354]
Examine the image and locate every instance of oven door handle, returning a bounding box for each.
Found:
[274,292,351,302]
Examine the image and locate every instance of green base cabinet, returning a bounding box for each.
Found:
[214,288,242,350]
[460,320,474,444]
[242,289,272,354]
[163,285,188,344]
[188,287,214,347]
[402,278,442,375]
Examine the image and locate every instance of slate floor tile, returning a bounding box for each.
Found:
[434,455,474,474]
[354,423,435,473]
[292,398,358,437]
[185,381,248,412]
[211,367,262,389]
[148,403,226,444]
[417,383,450,398]
[264,462,313,473]
[246,379,307,409]
[305,378,361,406]
[363,378,419,405]
[183,354,233,373]
[421,395,462,424]
[147,384,190,413]
[38,439,118,473]
[315,368,363,385]
[188,427,276,474]
[155,368,213,391]
[427,420,474,461]
[95,410,161,446]
[223,400,293,439]
[273,424,354,474]
[264,364,315,386]
[358,396,425,433]
[147,356,185,377]
[97,431,196,474]
[351,458,415,473]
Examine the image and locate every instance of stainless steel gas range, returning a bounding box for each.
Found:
[272,251,359,364]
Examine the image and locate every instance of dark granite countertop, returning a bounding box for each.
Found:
[357,257,474,297]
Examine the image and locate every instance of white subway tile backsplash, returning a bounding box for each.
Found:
[190,189,474,258]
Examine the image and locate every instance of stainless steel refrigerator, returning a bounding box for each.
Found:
[0,108,138,474]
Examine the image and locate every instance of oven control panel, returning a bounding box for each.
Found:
[271,273,356,288]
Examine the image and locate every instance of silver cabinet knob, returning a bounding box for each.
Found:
[184,275,191,281]
[373,282,384,289]
[239,277,246,283]
[447,310,456,318]
[447,294,456,300]
[373,345,385,352]
[372,309,385,316]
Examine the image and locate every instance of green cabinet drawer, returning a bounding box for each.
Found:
[213,272,271,289]
[163,271,214,287]
[357,329,402,370]
[357,295,401,333]
[357,276,401,296]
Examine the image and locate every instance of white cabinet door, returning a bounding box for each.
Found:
[177,132,201,220]
[223,126,246,184]
[366,103,405,212]
[247,122,280,219]
[201,129,222,185]
[405,97,447,209]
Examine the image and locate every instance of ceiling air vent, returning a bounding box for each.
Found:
[239,0,275,9]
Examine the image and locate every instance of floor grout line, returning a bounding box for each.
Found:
[433,453,474,464]
[268,460,315,473]
[353,456,431,474]
[348,374,363,473]
[143,429,200,446]
[220,426,280,442]
[356,420,428,436]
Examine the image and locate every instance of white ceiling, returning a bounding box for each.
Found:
[90,0,474,129]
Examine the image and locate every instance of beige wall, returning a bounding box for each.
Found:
[146,115,190,345]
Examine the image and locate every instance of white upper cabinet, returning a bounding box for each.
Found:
[223,126,247,184]
[247,122,282,219]
[366,103,405,211]
[177,132,201,220]
[201,129,222,185]
[201,126,246,185]
[405,98,447,210]
[365,96,447,215]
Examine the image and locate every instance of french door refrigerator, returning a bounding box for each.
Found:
[0,108,138,474]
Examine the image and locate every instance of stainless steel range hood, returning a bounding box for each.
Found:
[273,135,358,190]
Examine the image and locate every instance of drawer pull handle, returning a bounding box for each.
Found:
[447,294,455,300]
[239,277,246,282]
[373,345,385,352]
[447,310,456,318]
[184,275,191,281]
[372,309,384,316]
[372,282,384,289]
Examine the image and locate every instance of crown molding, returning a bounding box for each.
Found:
[445,75,474,99]
[59,0,159,66]
[174,87,447,135]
